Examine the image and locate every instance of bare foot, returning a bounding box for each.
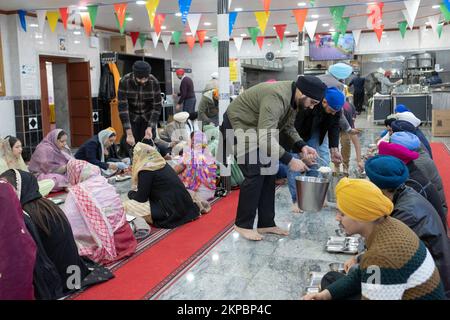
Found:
[291,203,304,214]
[275,178,287,185]
[257,226,289,236]
[234,226,263,241]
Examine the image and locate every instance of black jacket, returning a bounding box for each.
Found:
[393,185,450,297]
[74,136,108,170]
[294,104,341,148]
[99,64,116,102]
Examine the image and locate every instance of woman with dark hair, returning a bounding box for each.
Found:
[0,169,113,298]
[29,129,74,192]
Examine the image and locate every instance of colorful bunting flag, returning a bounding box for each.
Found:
[46,11,59,33]
[233,36,243,52]
[305,20,318,40]
[367,2,384,30]
[229,12,238,36]
[402,9,414,30]
[212,36,219,50]
[187,14,202,36]
[398,21,408,38]
[339,17,350,35]
[178,0,193,24]
[315,34,321,48]
[154,14,166,35]
[292,9,308,32]
[310,0,315,7]
[352,29,362,46]
[161,34,172,51]
[263,0,271,13]
[59,8,69,30]
[441,3,450,22]
[437,22,444,38]
[404,0,420,30]
[151,31,160,48]
[330,6,346,26]
[374,25,384,42]
[87,5,98,29]
[186,35,196,52]
[139,33,147,48]
[274,24,287,42]
[18,10,27,32]
[172,31,182,47]
[80,12,92,36]
[255,12,270,35]
[114,3,128,31]
[248,27,260,45]
[130,32,140,47]
[114,12,129,34]
[36,10,47,33]
[428,15,440,35]
[256,36,264,50]
[197,30,207,47]
[146,0,160,28]
[331,31,340,46]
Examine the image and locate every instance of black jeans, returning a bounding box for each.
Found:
[354,91,365,112]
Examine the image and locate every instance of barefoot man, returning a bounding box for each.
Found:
[219,76,327,241]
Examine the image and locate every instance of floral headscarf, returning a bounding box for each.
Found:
[131,142,167,186]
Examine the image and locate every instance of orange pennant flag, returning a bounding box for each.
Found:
[59,7,69,30]
[80,12,92,36]
[374,25,384,42]
[256,36,264,49]
[264,0,271,13]
[292,9,308,32]
[114,3,128,30]
[154,14,166,35]
[197,30,207,47]
[186,35,196,52]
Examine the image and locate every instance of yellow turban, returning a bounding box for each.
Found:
[336,178,394,222]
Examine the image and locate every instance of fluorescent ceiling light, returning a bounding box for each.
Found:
[311,14,319,19]
[175,12,182,17]
[29,24,39,28]
[126,17,133,21]
[240,33,247,37]
[322,23,329,27]
[74,31,81,35]
[432,5,441,9]
[136,1,146,5]
[204,22,212,26]
[161,26,167,30]
[186,32,192,35]
[285,31,291,34]
[234,8,243,12]
[297,2,307,6]
[329,28,335,32]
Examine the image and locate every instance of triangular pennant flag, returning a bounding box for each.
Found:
[59,8,69,30]
[310,0,315,7]
[229,0,233,10]
[315,34,321,48]
[374,25,384,42]
[428,15,440,35]
[292,9,308,32]
[197,30,207,47]
[367,3,384,30]
[114,12,129,34]
[146,0,160,28]
[151,31,160,48]
[404,0,420,30]
[278,37,284,48]
[263,0,271,13]
[80,12,92,36]
[138,33,147,48]
[254,11,270,35]
[18,10,27,32]
[305,20,318,40]
[420,25,428,42]
[172,31,182,48]
[445,0,450,11]
[402,9,414,30]
[233,36,243,52]
[398,21,408,38]
[229,12,238,36]
[130,32,140,47]
[330,6,346,26]
[154,14,166,35]
[274,24,287,42]
[36,10,47,33]
[437,22,444,38]
[332,31,340,46]
[187,14,202,36]
[352,29,362,46]
[178,0,193,24]
[339,17,350,35]
[114,3,128,31]
[248,27,260,45]
[256,36,264,50]
[212,36,219,51]
[46,11,59,33]
[186,35,196,52]
[87,5,98,29]
[440,3,450,22]
[162,34,172,51]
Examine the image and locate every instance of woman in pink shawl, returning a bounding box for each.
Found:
[63,159,137,265]
[28,129,73,192]
[0,180,36,300]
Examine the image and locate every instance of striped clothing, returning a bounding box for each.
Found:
[118,73,162,130]
[327,217,445,300]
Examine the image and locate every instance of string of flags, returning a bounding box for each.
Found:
[15,0,448,52]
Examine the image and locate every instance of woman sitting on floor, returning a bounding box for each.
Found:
[28,129,73,192]
[63,159,137,265]
[127,142,200,229]
[0,169,113,298]
[0,136,54,197]
[174,131,217,202]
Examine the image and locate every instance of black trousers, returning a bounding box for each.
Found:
[354,91,365,112]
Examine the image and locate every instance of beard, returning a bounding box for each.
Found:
[295,96,308,110]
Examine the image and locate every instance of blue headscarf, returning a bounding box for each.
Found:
[394,104,410,113]
[325,87,345,111]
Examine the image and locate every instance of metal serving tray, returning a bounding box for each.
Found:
[326,236,361,254]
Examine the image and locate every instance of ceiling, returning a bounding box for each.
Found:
[0,0,445,39]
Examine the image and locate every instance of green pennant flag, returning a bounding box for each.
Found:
[139,33,147,48]
[115,12,130,34]
[332,31,340,46]
[398,21,408,39]
[339,17,350,35]
[310,0,315,7]
[437,22,444,38]
[278,37,284,49]
[441,3,450,22]
[330,6,346,25]
[248,27,260,45]
[212,36,219,51]
[172,31,182,48]
[87,5,98,28]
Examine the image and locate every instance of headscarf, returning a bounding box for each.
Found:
[28,129,73,175]
[365,155,409,190]
[390,131,421,150]
[98,129,115,163]
[378,141,420,164]
[336,177,394,222]
[391,120,416,133]
[67,159,101,185]
[0,137,28,173]
[131,142,166,186]
[178,132,217,191]
[0,180,36,300]
[325,87,345,111]
[396,111,421,128]
[0,169,42,205]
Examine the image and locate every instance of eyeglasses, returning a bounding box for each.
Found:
[302,95,321,106]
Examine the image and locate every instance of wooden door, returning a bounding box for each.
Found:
[67,62,93,147]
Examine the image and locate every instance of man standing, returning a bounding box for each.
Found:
[220,76,326,241]
[349,73,365,113]
[175,69,196,115]
[118,60,162,148]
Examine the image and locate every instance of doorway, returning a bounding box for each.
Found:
[39,55,94,147]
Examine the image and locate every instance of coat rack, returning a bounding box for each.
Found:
[100,52,118,64]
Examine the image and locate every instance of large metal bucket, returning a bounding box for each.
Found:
[295,176,330,212]
[327,172,348,203]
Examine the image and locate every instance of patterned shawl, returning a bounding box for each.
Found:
[131,142,166,186]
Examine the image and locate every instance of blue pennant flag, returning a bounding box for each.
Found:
[178,0,193,24]
[229,12,238,36]
[18,10,27,32]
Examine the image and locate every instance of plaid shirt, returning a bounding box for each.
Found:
[118,73,162,130]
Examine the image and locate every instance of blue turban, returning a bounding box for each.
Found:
[390,120,416,133]
[365,155,409,190]
[328,63,353,80]
[394,104,410,113]
[390,132,420,151]
[325,87,345,111]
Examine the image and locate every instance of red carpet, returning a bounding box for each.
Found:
[73,190,240,300]
[430,143,450,229]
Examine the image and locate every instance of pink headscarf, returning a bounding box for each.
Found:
[28,129,73,175]
[378,141,420,164]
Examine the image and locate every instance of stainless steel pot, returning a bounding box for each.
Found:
[407,57,418,69]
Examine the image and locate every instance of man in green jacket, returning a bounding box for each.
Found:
[219,76,327,241]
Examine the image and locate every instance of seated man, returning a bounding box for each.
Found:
[198,88,219,130]
[159,111,191,156]
[303,178,445,300]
